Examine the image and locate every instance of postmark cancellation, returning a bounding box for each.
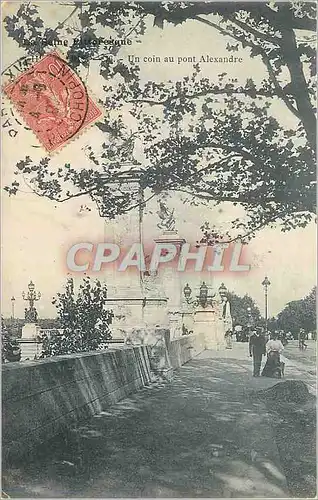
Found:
[2,52,102,153]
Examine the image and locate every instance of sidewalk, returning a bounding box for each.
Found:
[211,341,316,394]
[3,344,291,498]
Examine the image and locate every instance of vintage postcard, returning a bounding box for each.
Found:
[1,1,316,498]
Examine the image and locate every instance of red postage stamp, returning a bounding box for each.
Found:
[2,52,102,152]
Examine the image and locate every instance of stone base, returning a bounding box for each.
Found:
[18,339,42,360]
[154,231,186,245]
[106,295,169,341]
[182,309,195,335]
[194,308,226,350]
[143,298,169,327]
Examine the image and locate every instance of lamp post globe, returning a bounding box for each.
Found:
[218,283,228,298]
[261,276,271,334]
[262,276,271,288]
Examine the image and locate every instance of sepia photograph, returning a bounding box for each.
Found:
[1,1,316,498]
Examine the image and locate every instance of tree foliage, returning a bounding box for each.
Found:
[3,1,316,240]
[272,286,316,334]
[1,316,21,362]
[41,277,113,357]
[228,291,261,327]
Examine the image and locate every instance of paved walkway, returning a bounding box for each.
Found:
[3,343,315,498]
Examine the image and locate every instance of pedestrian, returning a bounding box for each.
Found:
[225,329,232,349]
[261,333,285,378]
[249,329,266,377]
[299,328,307,350]
[280,330,288,346]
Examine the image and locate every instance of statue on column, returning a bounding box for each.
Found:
[156,196,176,232]
[219,285,233,348]
[221,295,233,332]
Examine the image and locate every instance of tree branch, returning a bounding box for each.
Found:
[193,15,244,44]
[56,4,80,30]
[261,53,301,119]
[128,86,276,106]
[280,27,316,150]
[228,16,282,46]
[137,2,316,31]
[168,186,278,204]
[196,154,241,175]
[194,14,302,123]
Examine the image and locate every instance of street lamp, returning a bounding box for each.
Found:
[261,276,271,334]
[183,282,215,308]
[183,283,192,302]
[22,281,41,322]
[247,306,252,337]
[199,282,208,308]
[11,296,15,319]
[218,283,228,299]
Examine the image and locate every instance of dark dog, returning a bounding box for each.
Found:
[273,361,285,379]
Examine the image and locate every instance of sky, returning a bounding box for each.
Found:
[1,2,316,319]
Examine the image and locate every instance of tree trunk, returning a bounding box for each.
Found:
[281,28,316,151]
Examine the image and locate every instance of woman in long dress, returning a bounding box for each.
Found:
[261,334,284,378]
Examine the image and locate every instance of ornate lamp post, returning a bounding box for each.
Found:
[22,281,41,322]
[261,276,271,334]
[11,296,15,320]
[183,282,215,308]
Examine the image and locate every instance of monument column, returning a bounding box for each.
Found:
[149,195,186,338]
[103,168,146,338]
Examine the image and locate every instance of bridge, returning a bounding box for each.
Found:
[2,339,316,498]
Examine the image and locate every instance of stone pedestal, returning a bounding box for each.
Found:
[18,339,42,360]
[181,306,195,335]
[168,308,183,339]
[154,231,186,338]
[154,231,185,310]
[143,298,169,328]
[193,306,226,350]
[147,327,173,381]
[20,323,42,360]
[21,323,41,339]
[106,290,144,340]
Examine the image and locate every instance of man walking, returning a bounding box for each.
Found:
[249,329,266,377]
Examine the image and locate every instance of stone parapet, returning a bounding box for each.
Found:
[2,346,152,464]
[2,330,207,465]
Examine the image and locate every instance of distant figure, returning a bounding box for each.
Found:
[249,329,266,377]
[280,330,288,346]
[299,328,307,350]
[262,333,285,378]
[225,329,232,349]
